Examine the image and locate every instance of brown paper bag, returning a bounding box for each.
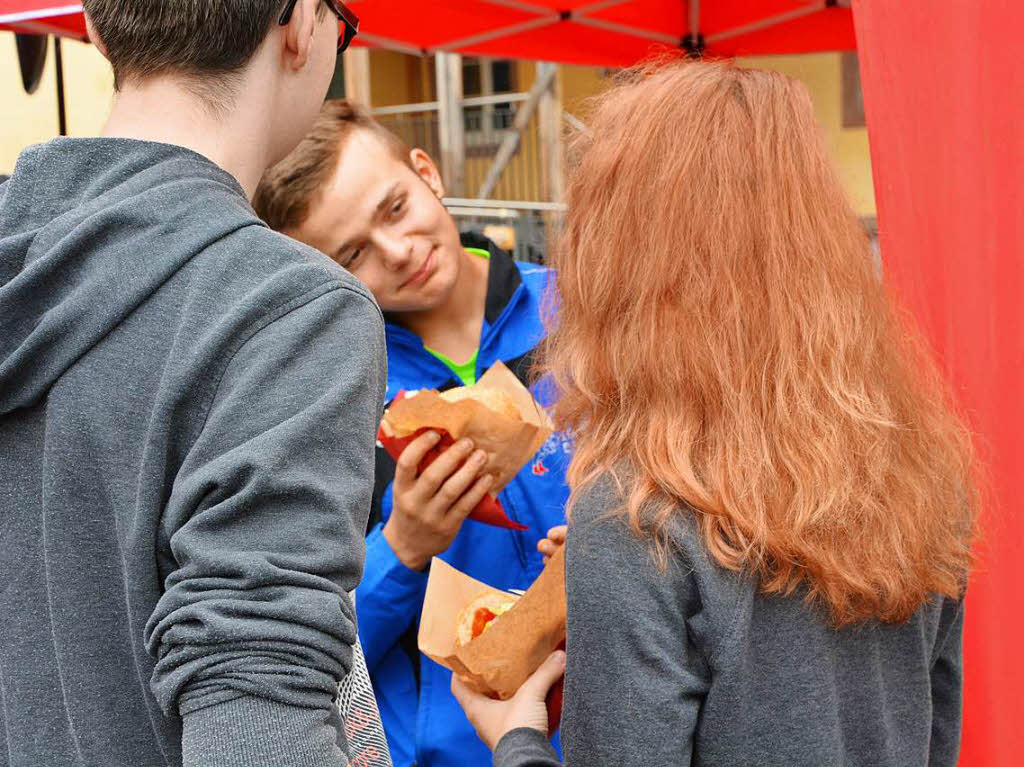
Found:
[380,361,553,494]
[418,546,566,699]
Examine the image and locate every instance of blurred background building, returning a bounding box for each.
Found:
[1,39,876,259]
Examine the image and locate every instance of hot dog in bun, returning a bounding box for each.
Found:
[454,592,517,647]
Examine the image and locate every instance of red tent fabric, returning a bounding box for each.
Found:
[1,0,855,64]
[350,0,855,66]
[0,1,86,38]
[853,2,1022,766]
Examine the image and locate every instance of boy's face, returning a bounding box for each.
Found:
[294,131,465,313]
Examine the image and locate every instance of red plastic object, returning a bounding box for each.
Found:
[378,392,528,531]
[545,641,566,737]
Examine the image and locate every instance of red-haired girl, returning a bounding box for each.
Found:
[454,59,977,767]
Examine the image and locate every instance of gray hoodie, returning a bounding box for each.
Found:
[0,138,385,766]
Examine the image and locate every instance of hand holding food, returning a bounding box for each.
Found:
[419,547,568,742]
[383,430,495,571]
[378,362,554,532]
[451,650,566,751]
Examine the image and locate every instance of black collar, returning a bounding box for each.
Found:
[460,231,522,325]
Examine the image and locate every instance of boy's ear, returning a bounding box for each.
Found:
[283,0,319,71]
[83,13,109,60]
[410,148,446,199]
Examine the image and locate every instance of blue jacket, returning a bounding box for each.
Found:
[355,234,570,767]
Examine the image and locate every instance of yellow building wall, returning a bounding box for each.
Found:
[561,63,608,118]
[1,35,113,175]
[555,54,875,217]
[368,50,416,107]
[1,35,873,217]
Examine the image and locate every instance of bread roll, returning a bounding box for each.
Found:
[440,386,521,420]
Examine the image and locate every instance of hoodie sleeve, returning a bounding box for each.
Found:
[144,279,386,767]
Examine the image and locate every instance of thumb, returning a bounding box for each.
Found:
[518,650,566,700]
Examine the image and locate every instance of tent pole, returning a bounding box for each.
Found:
[435,53,465,197]
[54,36,67,136]
[538,62,564,205]
[342,47,371,106]
[706,5,825,45]
[684,0,703,56]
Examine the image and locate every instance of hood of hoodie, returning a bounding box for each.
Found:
[0,137,261,415]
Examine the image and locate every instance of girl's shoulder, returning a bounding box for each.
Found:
[566,472,751,652]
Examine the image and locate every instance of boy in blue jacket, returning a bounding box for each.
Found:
[255,100,570,767]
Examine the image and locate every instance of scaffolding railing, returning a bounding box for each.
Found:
[441,199,563,264]
[373,93,553,204]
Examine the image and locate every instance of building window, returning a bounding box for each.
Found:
[463,57,518,148]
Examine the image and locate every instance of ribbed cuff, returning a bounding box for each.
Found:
[493,728,561,767]
[181,695,346,767]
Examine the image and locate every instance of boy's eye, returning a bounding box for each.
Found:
[389,199,404,218]
[342,248,362,268]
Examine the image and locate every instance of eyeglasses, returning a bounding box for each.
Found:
[279,0,360,54]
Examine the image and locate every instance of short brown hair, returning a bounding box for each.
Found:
[83,0,324,91]
[254,99,414,234]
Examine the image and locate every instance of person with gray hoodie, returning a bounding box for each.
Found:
[0,2,383,766]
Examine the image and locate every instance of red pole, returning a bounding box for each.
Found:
[851,2,1024,765]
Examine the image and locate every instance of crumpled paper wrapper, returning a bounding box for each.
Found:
[378,361,553,530]
[418,547,566,734]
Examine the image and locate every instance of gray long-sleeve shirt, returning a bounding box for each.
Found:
[0,138,386,766]
[494,475,964,767]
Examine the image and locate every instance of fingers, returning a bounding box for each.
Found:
[394,430,441,486]
[446,472,495,523]
[433,448,489,511]
[450,674,474,706]
[517,650,566,700]
[537,525,569,561]
[417,439,479,496]
[451,674,495,712]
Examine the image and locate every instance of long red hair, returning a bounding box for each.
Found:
[543,60,977,626]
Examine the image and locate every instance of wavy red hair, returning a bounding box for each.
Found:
[543,60,977,626]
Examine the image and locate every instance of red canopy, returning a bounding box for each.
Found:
[0,1,86,38]
[1,0,855,64]
[351,0,855,66]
